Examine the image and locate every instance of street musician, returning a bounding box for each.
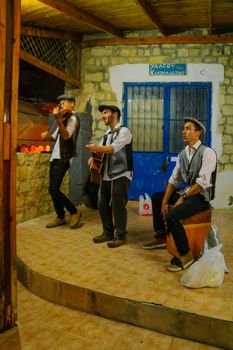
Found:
[86,104,133,248]
[41,93,81,229]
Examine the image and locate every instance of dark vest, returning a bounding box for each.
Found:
[103,127,133,179]
[59,115,79,162]
[179,144,217,201]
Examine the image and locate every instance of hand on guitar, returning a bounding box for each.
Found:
[86,143,98,153]
[86,150,106,185]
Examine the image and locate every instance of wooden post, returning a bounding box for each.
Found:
[0,0,21,331]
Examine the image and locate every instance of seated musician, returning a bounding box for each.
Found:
[86,105,133,248]
[41,93,81,229]
[142,117,217,272]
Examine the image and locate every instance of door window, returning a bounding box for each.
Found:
[168,84,210,152]
[125,84,164,152]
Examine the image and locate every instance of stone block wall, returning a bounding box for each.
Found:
[73,41,233,173]
[16,153,68,223]
[68,37,233,208]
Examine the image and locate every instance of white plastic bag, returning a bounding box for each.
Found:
[138,193,153,216]
[203,224,223,253]
[180,245,228,288]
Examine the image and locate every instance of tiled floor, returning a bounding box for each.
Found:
[0,282,221,349]
[2,201,231,349]
[16,202,233,320]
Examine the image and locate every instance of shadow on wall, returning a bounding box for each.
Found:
[228,195,233,206]
[69,99,93,206]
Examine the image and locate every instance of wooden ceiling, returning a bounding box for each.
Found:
[21,0,233,43]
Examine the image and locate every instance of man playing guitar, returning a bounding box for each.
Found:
[86,104,133,248]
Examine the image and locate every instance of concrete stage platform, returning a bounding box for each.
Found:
[17,202,233,349]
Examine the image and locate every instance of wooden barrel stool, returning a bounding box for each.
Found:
[166,208,212,259]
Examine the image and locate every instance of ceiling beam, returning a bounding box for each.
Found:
[207,0,213,35]
[20,49,80,87]
[21,26,82,41]
[38,0,122,38]
[81,34,233,48]
[134,0,166,35]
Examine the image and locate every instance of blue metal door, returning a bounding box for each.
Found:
[123,82,212,200]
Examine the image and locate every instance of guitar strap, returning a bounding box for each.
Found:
[103,134,108,146]
[105,126,122,173]
[104,126,122,144]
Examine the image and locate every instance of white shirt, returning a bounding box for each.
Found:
[169,140,217,190]
[50,115,77,161]
[101,122,133,181]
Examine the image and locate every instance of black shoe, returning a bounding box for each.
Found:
[107,238,127,248]
[93,232,114,243]
[167,250,194,272]
[170,256,180,265]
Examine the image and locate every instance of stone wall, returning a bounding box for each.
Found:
[70,39,233,208]
[16,153,68,223]
[73,42,233,172]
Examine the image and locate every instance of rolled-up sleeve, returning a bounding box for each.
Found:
[196,148,217,190]
[52,115,77,139]
[168,155,183,188]
[111,127,132,153]
[66,115,77,138]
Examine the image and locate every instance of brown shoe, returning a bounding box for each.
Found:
[70,211,81,229]
[107,238,127,248]
[167,250,194,272]
[46,217,66,228]
[93,232,114,243]
[141,234,166,250]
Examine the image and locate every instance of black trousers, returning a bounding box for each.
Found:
[49,159,77,219]
[99,177,130,240]
[152,191,210,255]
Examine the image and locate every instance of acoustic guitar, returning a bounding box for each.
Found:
[90,152,106,185]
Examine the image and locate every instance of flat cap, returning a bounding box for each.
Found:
[56,93,75,102]
[184,117,206,134]
[99,104,121,117]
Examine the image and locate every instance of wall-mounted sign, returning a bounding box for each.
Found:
[149,63,187,76]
